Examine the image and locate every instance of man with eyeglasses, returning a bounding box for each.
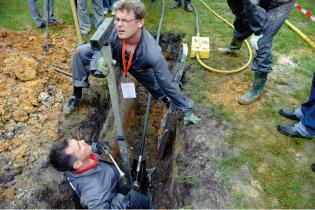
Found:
[63,0,200,125]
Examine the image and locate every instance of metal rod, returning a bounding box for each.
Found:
[101,148,125,177]
[50,66,72,77]
[101,44,132,184]
[133,0,166,189]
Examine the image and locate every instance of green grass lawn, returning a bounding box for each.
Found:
[1,0,315,208]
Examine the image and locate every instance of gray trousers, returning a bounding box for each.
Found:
[72,44,193,117]
[77,0,104,36]
[28,0,56,27]
[233,1,294,73]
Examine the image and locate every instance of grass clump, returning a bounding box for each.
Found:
[178,168,202,187]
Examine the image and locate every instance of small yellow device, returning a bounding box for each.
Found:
[190,36,210,59]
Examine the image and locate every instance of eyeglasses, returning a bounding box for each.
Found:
[114,17,137,24]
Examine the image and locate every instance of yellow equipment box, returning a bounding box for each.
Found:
[190,36,210,59]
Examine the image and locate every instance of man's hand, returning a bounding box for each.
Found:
[96,140,111,152]
[184,113,201,125]
[92,140,111,155]
[96,57,109,77]
[250,34,263,51]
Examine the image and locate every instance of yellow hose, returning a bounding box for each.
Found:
[197,0,253,74]
[285,20,315,49]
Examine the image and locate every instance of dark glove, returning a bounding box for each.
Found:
[161,96,171,109]
[92,140,111,155]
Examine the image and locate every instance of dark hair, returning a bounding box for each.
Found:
[113,0,146,19]
[49,139,77,172]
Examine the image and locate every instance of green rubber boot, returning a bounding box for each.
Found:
[218,36,243,57]
[238,71,268,105]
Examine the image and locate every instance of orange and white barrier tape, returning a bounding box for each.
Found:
[295,3,315,23]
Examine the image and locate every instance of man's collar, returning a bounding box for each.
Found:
[72,153,99,174]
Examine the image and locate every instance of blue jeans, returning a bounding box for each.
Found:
[127,189,152,209]
[103,0,116,10]
[230,0,294,73]
[28,0,57,27]
[294,73,315,138]
[77,0,104,36]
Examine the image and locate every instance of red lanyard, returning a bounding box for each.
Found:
[73,153,99,174]
[122,40,136,78]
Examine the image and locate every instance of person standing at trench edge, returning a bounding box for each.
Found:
[28,0,62,28]
[277,72,315,139]
[218,0,295,105]
[63,0,200,125]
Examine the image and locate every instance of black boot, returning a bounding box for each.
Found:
[238,71,268,105]
[171,0,181,9]
[184,3,193,12]
[277,124,312,139]
[218,36,243,57]
[279,108,299,121]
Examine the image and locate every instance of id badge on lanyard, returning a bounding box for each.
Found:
[121,40,136,99]
[121,82,136,98]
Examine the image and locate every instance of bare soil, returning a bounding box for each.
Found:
[1,29,209,208]
[0,28,77,208]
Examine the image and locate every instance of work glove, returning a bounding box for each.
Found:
[250,34,263,51]
[96,57,109,77]
[161,96,171,109]
[96,140,111,152]
[184,113,201,125]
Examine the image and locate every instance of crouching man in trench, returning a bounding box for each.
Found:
[49,138,152,209]
[63,0,200,125]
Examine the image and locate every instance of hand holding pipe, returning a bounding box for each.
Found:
[100,147,129,192]
[100,148,125,178]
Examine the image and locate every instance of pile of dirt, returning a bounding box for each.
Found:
[0,28,76,208]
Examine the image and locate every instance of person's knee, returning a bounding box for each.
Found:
[74,44,92,59]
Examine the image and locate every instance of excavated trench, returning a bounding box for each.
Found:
[1,29,231,209]
[53,32,184,208]
[0,28,181,209]
[123,32,184,208]
[0,29,186,208]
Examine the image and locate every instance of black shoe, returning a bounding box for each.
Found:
[277,124,312,139]
[279,108,299,121]
[311,163,315,172]
[184,3,193,12]
[63,95,81,115]
[37,22,46,29]
[171,0,181,9]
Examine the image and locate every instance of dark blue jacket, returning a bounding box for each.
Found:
[65,153,152,209]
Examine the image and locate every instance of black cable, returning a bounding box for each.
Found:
[191,3,200,36]
[133,0,165,189]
